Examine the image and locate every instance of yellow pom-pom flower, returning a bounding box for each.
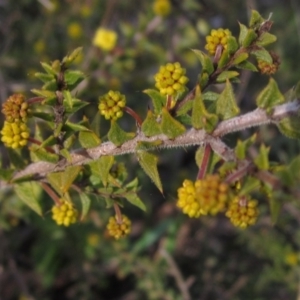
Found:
[194,174,230,215]
[52,199,78,227]
[107,214,131,239]
[205,28,232,56]
[177,175,230,218]
[225,196,259,228]
[67,22,83,39]
[2,94,28,123]
[154,62,189,96]
[1,121,29,149]
[153,0,172,17]
[93,28,118,51]
[98,90,126,121]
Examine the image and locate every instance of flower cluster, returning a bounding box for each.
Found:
[2,94,28,123]
[153,0,172,17]
[98,90,126,121]
[177,175,229,218]
[107,214,131,239]
[154,62,189,96]
[93,27,118,51]
[257,52,280,75]
[1,121,30,149]
[205,28,232,56]
[225,196,259,228]
[52,199,78,227]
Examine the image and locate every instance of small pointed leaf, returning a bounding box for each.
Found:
[108,121,135,146]
[238,23,248,45]
[254,144,270,170]
[124,193,146,211]
[277,115,300,139]
[143,89,166,114]
[251,48,272,63]
[257,32,277,47]
[89,156,114,187]
[15,182,43,216]
[79,130,101,148]
[216,80,240,120]
[137,151,163,193]
[141,110,162,137]
[256,78,284,109]
[242,28,257,47]
[79,193,91,221]
[216,71,239,83]
[191,49,214,74]
[161,107,185,139]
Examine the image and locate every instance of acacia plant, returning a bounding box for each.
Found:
[1,10,300,239]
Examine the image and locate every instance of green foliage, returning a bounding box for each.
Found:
[1,2,300,299]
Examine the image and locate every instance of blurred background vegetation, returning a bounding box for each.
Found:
[1,0,300,299]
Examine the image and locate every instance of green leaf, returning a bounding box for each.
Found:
[64,70,85,89]
[191,49,214,74]
[216,80,240,120]
[79,193,91,221]
[47,166,81,195]
[124,193,146,211]
[34,72,54,83]
[137,151,163,193]
[40,135,57,148]
[227,36,239,54]
[216,71,239,83]
[31,89,56,98]
[7,148,26,169]
[141,110,162,137]
[108,121,135,146]
[62,47,83,67]
[256,32,277,47]
[203,91,219,102]
[88,156,114,187]
[78,130,101,148]
[30,146,59,163]
[161,107,185,139]
[269,192,283,224]
[40,62,57,76]
[191,87,218,132]
[232,52,249,65]
[239,176,261,196]
[176,100,193,116]
[0,168,14,181]
[64,98,89,115]
[238,23,248,46]
[143,89,166,114]
[251,48,272,63]
[236,60,258,72]
[31,112,55,122]
[15,182,43,216]
[278,115,300,139]
[62,90,73,110]
[235,134,257,160]
[217,49,230,68]
[254,144,270,170]
[42,79,57,91]
[249,10,265,29]
[256,78,284,109]
[242,28,257,47]
[199,71,209,89]
[63,121,89,132]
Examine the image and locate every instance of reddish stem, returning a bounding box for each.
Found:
[41,182,61,206]
[113,202,123,224]
[27,97,44,105]
[28,137,55,154]
[196,144,211,180]
[124,106,142,127]
[224,161,254,184]
[166,95,173,111]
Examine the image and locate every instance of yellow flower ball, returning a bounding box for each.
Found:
[153,0,172,17]
[107,214,131,239]
[93,28,118,51]
[205,28,232,56]
[67,22,83,39]
[52,199,78,227]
